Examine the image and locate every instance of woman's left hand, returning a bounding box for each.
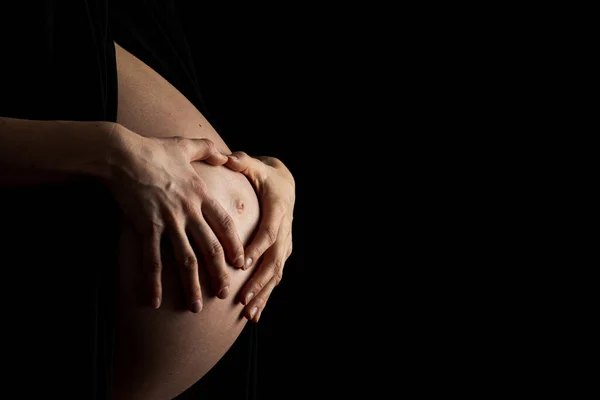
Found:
[224,152,295,322]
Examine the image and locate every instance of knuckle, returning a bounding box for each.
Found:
[208,241,224,259]
[201,138,216,152]
[265,226,278,245]
[253,277,269,292]
[143,220,164,235]
[148,259,162,273]
[220,214,236,232]
[273,260,284,284]
[181,255,198,271]
[181,200,200,217]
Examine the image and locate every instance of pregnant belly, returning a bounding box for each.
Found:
[112,43,260,399]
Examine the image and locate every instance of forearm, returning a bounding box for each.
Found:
[0,117,119,185]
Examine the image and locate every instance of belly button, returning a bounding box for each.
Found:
[235,199,245,214]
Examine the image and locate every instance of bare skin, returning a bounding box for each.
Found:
[112,43,260,399]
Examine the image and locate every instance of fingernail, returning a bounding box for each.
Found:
[152,297,161,309]
[249,306,258,319]
[255,309,262,322]
[228,154,238,160]
[245,257,253,269]
[218,286,230,299]
[191,299,203,313]
[244,292,254,305]
[235,255,245,269]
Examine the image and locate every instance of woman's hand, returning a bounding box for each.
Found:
[107,124,245,313]
[224,152,295,322]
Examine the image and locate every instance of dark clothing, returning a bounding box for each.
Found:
[0,2,119,399]
[0,1,117,122]
[0,1,256,398]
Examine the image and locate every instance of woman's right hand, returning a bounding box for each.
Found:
[106,123,245,313]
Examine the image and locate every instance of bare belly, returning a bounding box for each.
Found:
[112,43,260,399]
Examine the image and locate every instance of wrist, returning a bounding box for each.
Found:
[100,122,143,182]
[79,121,127,181]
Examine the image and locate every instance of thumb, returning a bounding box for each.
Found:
[225,151,255,172]
[225,151,268,184]
[184,138,228,165]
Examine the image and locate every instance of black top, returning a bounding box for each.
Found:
[0,1,117,122]
[0,2,119,399]
[0,1,256,399]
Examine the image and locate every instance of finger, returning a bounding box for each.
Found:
[142,227,163,309]
[188,218,231,299]
[240,234,288,306]
[167,226,203,312]
[245,275,277,322]
[202,198,245,269]
[181,137,228,165]
[225,151,266,182]
[224,151,253,172]
[243,201,287,270]
[245,276,277,322]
